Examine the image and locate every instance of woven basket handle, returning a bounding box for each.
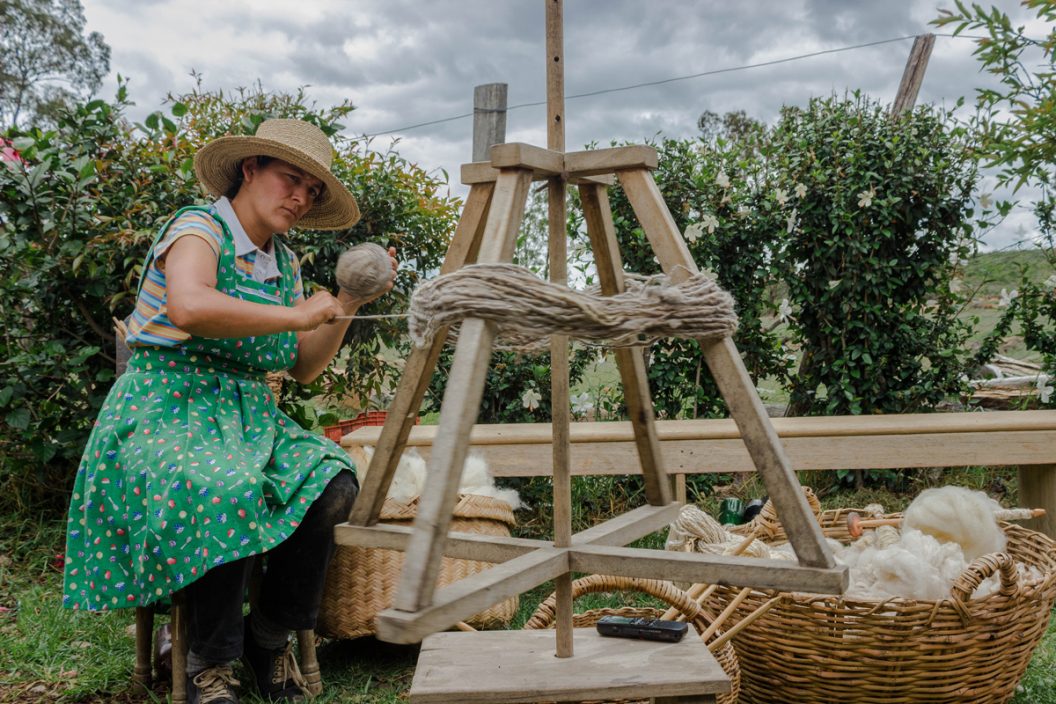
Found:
[950,552,1019,602]
[524,575,706,632]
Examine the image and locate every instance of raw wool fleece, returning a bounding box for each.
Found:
[349,445,521,509]
[902,486,1006,561]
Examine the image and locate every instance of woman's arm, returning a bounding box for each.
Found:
[164,235,345,338]
[289,246,398,384]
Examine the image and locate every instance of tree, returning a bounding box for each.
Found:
[934,0,1056,238]
[0,0,110,128]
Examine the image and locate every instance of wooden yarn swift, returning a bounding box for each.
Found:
[333,3,846,701]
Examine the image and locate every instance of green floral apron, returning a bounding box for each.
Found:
[63,206,355,611]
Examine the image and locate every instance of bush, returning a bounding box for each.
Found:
[592,95,982,420]
[0,83,460,510]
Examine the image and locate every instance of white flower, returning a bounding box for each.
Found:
[701,213,720,234]
[571,392,594,416]
[785,208,798,234]
[979,192,993,209]
[908,243,918,256]
[998,288,1018,308]
[736,205,750,218]
[794,183,807,198]
[949,250,969,268]
[925,298,937,309]
[777,298,792,322]
[1037,375,1053,404]
[521,388,541,411]
[683,222,704,243]
[715,169,730,189]
[949,278,962,293]
[857,186,876,208]
[774,188,789,206]
[1044,274,1056,289]
[827,279,841,290]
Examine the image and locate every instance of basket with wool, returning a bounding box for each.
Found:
[316,493,518,639]
[710,507,1056,704]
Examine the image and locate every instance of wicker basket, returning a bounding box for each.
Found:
[316,493,518,638]
[525,575,741,704]
[715,508,1056,704]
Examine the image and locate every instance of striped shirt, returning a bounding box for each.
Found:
[125,200,304,348]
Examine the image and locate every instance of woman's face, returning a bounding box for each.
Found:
[239,157,325,233]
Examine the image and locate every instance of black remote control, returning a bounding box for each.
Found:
[595,615,688,643]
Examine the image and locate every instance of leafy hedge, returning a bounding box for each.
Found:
[596,94,982,419]
[0,84,460,509]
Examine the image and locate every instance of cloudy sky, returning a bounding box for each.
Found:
[81,0,1046,249]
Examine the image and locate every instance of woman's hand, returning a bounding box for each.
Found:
[296,291,347,331]
[337,246,398,314]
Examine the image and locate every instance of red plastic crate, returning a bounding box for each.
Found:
[323,411,417,442]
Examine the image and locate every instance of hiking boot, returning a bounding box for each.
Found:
[187,664,240,704]
[242,628,308,702]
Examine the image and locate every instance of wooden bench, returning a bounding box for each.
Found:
[341,409,1056,539]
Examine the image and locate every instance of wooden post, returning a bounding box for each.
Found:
[891,34,934,116]
[1019,465,1056,539]
[546,0,574,660]
[473,83,508,162]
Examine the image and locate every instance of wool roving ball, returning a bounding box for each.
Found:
[335,242,392,300]
[902,486,1006,561]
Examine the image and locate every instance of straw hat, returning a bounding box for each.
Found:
[193,118,360,230]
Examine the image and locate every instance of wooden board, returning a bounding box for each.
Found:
[564,145,659,177]
[409,628,728,703]
[343,422,1056,476]
[344,410,1056,445]
[568,545,848,593]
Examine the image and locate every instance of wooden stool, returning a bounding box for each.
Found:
[132,590,323,702]
[409,628,730,704]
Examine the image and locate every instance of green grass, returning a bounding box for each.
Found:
[2,497,1053,703]
[4,250,1056,702]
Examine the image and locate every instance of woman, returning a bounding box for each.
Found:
[62,118,396,703]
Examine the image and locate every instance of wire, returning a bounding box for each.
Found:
[360,32,985,138]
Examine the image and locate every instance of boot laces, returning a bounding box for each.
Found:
[192,665,240,703]
[272,641,310,693]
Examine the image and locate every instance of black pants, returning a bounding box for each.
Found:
[185,470,357,662]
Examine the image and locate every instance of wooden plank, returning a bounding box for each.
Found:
[564,145,658,177]
[393,170,531,612]
[1019,464,1056,539]
[569,545,848,594]
[892,34,935,117]
[477,169,533,262]
[378,548,569,644]
[581,182,670,505]
[346,183,493,526]
[489,142,564,175]
[343,410,1056,447]
[334,523,549,562]
[618,168,835,570]
[571,502,682,546]
[409,629,728,703]
[461,161,614,186]
[392,319,497,612]
[546,0,573,659]
[443,431,1056,476]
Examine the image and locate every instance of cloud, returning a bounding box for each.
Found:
[81,0,1044,247]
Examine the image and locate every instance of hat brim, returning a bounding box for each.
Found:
[194,135,360,230]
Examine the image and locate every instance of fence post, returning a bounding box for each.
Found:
[891,34,935,116]
[472,83,508,162]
